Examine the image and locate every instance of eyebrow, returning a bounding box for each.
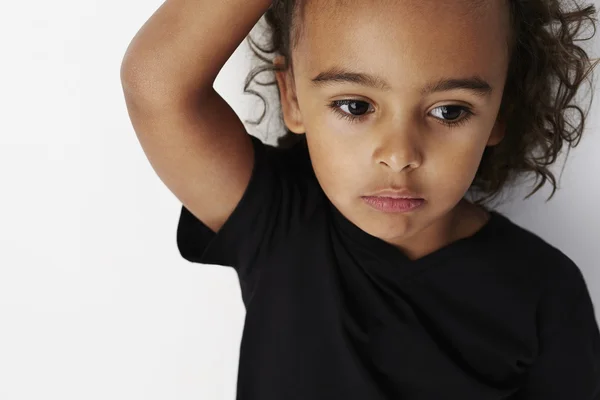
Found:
[310,67,493,98]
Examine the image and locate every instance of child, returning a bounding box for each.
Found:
[121,0,600,398]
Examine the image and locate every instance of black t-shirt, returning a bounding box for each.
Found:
[176,134,600,399]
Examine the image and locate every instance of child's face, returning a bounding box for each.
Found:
[274,0,511,251]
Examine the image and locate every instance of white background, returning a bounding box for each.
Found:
[1,1,599,399]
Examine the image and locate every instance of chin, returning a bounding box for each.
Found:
[363,211,415,238]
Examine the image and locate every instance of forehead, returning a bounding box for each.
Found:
[293,0,511,90]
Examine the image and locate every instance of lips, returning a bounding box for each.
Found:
[361,196,425,213]
[363,188,423,199]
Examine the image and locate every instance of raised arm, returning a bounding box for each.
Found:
[120,0,273,233]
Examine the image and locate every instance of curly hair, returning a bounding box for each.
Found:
[242,0,599,205]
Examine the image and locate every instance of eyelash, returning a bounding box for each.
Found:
[327,99,475,129]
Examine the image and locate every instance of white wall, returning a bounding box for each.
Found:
[0,1,598,399]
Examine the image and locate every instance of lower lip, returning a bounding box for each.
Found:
[361,196,425,213]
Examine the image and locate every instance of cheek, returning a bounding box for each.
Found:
[429,144,485,193]
[307,139,361,196]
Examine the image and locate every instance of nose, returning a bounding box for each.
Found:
[374,128,423,173]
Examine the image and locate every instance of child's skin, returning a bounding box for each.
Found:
[273,0,510,260]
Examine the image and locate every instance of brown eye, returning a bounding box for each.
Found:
[432,105,463,121]
[430,105,474,129]
[328,99,374,124]
[340,100,371,116]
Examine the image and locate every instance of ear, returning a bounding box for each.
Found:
[273,56,306,134]
[486,114,505,146]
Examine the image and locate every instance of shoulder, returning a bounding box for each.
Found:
[491,211,590,325]
[487,211,587,303]
[491,210,581,276]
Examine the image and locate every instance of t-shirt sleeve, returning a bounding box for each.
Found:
[512,260,600,399]
[176,133,316,278]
